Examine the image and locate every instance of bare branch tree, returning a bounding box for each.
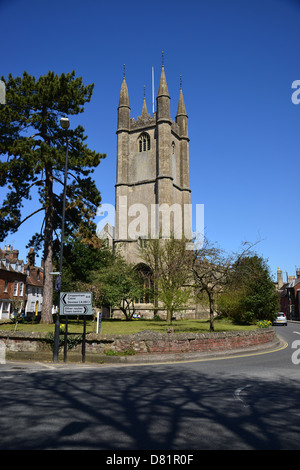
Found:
[192,238,263,331]
[139,237,193,325]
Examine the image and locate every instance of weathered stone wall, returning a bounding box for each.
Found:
[0,331,49,353]
[0,327,276,362]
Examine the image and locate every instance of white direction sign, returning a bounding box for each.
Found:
[59,292,92,316]
[63,306,90,315]
[61,292,92,305]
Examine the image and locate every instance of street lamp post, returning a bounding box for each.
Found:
[53,117,70,362]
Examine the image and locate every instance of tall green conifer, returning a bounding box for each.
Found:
[0,71,105,323]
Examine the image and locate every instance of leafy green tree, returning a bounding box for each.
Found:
[0,71,105,323]
[218,255,279,323]
[54,236,114,294]
[91,255,145,321]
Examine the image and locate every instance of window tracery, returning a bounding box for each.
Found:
[138,133,150,152]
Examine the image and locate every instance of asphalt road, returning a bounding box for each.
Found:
[0,323,299,451]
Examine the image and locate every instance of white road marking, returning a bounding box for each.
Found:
[234,384,252,407]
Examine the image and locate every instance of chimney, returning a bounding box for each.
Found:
[9,248,19,261]
[28,248,35,267]
[296,268,300,279]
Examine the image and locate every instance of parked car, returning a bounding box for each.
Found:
[273,312,287,326]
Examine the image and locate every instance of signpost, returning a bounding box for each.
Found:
[59,292,92,363]
[60,292,92,313]
[96,310,102,334]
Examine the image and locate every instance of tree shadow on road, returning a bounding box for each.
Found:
[0,364,299,450]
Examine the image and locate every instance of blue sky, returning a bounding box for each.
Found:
[1,0,300,281]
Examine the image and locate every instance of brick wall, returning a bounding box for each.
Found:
[84,328,276,355]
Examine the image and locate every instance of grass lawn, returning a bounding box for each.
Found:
[0,316,257,335]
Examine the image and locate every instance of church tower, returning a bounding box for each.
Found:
[114,64,192,264]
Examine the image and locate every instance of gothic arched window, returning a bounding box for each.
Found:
[138,133,150,152]
[134,263,153,304]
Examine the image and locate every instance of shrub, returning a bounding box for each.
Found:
[218,255,279,324]
[257,320,272,329]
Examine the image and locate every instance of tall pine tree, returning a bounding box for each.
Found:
[0,71,105,323]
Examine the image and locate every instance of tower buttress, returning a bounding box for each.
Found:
[115,74,131,245]
[176,84,190,191]
[116,75,130,185]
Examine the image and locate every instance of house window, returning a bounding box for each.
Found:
[138,133,150,152]
[4,280,8,292]
[2,302,10,316]
[19,282,24,297]
[13,281,18,296]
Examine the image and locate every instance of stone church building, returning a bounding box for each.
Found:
[100,64,201,318]
[114,64,192,265]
